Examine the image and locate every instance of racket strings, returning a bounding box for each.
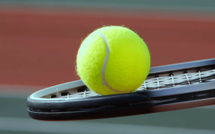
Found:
[141,68,215,90]
[58,89,98,99]
[49,66,215,99]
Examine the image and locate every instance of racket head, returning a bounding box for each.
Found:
[27,58,215,121]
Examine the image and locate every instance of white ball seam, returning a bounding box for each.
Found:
[98,33,125,93]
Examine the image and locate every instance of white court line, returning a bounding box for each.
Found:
[0,117,215,134]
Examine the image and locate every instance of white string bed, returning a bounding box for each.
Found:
[48,67,215,99]
[142,69,215,90]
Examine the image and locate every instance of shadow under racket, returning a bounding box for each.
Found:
[27,58,215,121]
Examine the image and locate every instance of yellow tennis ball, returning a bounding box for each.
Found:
[76,26,150,95]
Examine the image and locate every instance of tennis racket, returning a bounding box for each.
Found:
[27,58,215,121]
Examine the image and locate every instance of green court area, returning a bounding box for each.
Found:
[0,0,215,13]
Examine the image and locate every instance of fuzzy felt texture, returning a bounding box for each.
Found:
[76,26,150,95]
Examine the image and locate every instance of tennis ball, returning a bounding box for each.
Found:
[76,26,150,95]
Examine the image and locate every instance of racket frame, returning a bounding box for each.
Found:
[27,58,215,120]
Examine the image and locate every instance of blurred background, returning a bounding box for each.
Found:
[0,0,215,134]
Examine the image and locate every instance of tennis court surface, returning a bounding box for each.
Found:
[0,0,215,133]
